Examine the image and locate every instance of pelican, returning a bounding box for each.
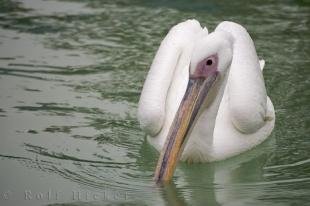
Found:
[137,20,275,182]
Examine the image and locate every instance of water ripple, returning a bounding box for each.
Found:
[0,0,309,205]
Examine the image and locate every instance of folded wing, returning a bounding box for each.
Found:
[138,20,204,136]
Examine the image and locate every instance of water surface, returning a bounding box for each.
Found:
[0,0,309,205]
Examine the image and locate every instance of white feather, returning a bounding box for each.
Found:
[259,59,265,70]
[137,19,203,137]
[138,20,275,162]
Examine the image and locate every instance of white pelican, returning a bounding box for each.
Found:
[137,20,275,182]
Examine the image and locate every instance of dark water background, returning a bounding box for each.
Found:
[0,0,309,205]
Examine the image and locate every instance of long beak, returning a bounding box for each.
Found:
[154,72,218,183]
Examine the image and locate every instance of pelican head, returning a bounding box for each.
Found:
[154,31,233,183]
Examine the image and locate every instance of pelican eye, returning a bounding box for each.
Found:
[206,59,213,65]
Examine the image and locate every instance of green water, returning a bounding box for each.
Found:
[0,0,309,205]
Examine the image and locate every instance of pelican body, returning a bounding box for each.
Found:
[137,20,275,182]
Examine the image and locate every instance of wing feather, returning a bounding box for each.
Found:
[216,22,268,134]
[138,20,203,136]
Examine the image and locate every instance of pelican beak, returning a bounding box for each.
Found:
[154,72,218,183]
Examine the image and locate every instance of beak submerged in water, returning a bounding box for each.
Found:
[154,72,218,183]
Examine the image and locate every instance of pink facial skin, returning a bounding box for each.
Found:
[190,54,218,79]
